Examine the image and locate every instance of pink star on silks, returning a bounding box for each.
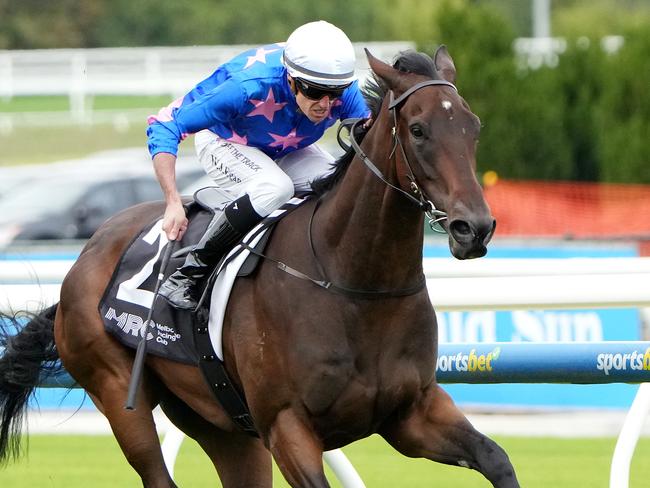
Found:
[247,89,287,123]
[268,128,307,151]
[226,131,248,145]
[243,46,280,69]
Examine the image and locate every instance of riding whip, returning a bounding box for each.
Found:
[125,237,176,410]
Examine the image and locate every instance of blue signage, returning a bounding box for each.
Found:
[427,241,642,409]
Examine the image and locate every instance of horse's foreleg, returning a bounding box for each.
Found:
[159,390,272,488]
[380,384,520,488]
[267,409,330,488]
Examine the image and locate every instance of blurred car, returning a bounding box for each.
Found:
[180,174,215,196]
[0,169,201,246]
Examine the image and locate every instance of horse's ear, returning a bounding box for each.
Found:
[365,48,401,90]
[434,45,457,84]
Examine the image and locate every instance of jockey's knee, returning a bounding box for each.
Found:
[248,172,294,217]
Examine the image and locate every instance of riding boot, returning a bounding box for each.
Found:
[159,194,263,310]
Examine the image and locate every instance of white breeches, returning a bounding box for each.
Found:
[195,130,335,217]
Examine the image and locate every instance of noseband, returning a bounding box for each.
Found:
[339,79,457,233]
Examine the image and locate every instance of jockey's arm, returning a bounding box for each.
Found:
[153,152,187,241]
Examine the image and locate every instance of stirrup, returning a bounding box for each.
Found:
[159,275,199,310]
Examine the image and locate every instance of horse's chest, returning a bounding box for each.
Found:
[302,353,430,432]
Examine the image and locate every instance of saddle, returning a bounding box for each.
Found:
[99,187,307,435]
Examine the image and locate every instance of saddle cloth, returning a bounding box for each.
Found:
[99,187,306,365]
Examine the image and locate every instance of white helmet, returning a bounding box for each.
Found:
[282,21,356,86]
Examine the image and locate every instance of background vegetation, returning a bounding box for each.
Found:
[2,0,648,48]
[1,0,649,182]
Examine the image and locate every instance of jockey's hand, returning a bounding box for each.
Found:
[362,117,374,130]
[163,200,188,241]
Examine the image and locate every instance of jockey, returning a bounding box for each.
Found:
[147,20,370,310]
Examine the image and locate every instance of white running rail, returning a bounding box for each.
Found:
[5,273,650,312]
[4,256,650,282]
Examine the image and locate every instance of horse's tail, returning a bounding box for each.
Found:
[0,303,59,465]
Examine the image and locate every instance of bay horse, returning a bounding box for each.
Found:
[0,48,518,487]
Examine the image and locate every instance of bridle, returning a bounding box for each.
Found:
[338,79,458,233]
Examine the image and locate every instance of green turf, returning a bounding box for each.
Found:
[0,94,345,167]
[0,96,173,166]
[0,95,173,113]
[2,434,650,487]
[0,95,340,166]
[0,114,339,167]
[0,124,149,166]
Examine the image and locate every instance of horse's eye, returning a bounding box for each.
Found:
[410,125,424,138]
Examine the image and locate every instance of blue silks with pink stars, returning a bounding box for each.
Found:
[147,44,370,160]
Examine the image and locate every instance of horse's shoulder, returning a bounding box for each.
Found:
[261,197,317,252]
[276,196,318,228]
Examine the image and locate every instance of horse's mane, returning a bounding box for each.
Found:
[311,49,440,196]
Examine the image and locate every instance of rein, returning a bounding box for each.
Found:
[242,79,460,299]
[235,199,427,300]
[339,79,457,233]
[306,198,427,299]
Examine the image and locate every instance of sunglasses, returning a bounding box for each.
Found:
[294,78,350,100]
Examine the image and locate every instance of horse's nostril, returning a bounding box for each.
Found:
[476,219,497,247]
[487,219,497,240]
[450,220,472,238]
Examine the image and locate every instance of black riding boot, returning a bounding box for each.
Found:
[159,195,263,310]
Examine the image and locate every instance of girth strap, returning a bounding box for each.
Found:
[193,320,259,437]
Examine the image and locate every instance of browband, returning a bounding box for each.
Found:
[388,79,457,109]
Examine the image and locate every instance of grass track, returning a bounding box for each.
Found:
[0,95,172,113]
[3,434,650,487]
[0,124,149,166]
[0,96,342,166]
[0,96,168,166]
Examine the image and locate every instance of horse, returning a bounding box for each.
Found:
[0,47,518,487]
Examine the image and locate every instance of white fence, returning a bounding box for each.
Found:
[1,37,627,131]
[4,257,650,312]
[0,42,414,126]
[1,37,626,101]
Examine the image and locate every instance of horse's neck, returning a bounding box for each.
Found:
[315,116,425,289]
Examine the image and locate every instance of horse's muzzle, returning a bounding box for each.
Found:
[448,217,497,259]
